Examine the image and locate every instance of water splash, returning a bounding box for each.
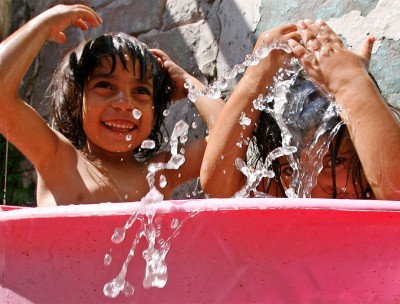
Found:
[187,40,342,198]
[132,109,142,120]
[235,59,342,198]
[141,139,156,150]
[104,120,197,298]
[185,40,292,102]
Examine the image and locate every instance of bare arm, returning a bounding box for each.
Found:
[289,19,400,200]
[0,5,102,172]
[200,24,299,198]
[150,49,225,190]
[0,5,102,170]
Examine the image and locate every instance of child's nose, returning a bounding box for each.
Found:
[111,91,135,111]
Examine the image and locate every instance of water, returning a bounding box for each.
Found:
[104,39,342,299]
[132,109,142,120]
[141,139,156,150]
[186,40,342,198]
[104,120,197,298]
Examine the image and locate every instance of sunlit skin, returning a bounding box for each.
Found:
[201,19,400,200]
[82,57,155,158]
[0,4,224,206]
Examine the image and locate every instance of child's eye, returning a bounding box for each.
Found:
[326,157,347,168]
[94,81,113,90]
[133,87,151,95]
[282,164,293,176]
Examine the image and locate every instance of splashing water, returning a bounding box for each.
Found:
[104,38,342,299]
[188,40,342,198]
[239,59,342,198]
[141,139,156,150]
[104,120,198,298]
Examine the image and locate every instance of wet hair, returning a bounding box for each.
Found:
[45,32,172,159]
[251,72,399,199]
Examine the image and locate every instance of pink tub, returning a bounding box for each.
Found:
[1,198,400,303]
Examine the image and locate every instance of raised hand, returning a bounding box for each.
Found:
[32,4,103,43]
[150,48,195,101]
[288,19,374,95]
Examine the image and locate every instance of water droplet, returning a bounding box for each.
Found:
[159,175,167,188]
[125,134,132,141]
[220,154,224,159]
[132,109,142,119]
[191,121,197,129]
[171,218,179,229]
[180,135,188,144]
[163,109,170,116]
[141,139,156,149]
[239,112,251,126]
[122,281,135,297]
[104,253,112,266]
[111,227,126,244]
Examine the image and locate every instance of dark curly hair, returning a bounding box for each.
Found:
[45,32,172,159]
[251,72,399,199]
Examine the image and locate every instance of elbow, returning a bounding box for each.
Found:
[369,174,400,201]
[200,160,243,198]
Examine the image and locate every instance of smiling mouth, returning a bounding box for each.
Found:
[103,121,136,133]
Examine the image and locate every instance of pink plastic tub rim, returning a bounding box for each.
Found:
[1,197,400,303]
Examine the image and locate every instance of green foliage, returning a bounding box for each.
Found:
[0,135,36,206]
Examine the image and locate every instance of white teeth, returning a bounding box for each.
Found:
[104,121,134,130]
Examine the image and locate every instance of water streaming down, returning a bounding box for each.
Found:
[236,59,342,198]
[104,39,343,299]
[103,120,198,298]
[187,40,342,198]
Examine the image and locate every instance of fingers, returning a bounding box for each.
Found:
[288,39,307,58]
[297,19,344,53]
[51,32,67,44]
[261,23,300,45]
[71,4,103,28]
[315,19,344,48]
[358,36,375,63]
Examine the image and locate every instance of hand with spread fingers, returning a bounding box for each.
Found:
[288,19,374,96]
[288,19,400,200]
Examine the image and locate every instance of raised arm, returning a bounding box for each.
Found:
[0,5,102,170]
[289,19,400,200]
[150,49,225,190]
[200,24,299,198]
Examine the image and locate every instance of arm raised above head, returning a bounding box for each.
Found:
[0,5,102,171]
[200,24,300,198]
[150,48,226,191]
[289,19,400,200]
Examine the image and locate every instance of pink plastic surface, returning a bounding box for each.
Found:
[1,198,400,303]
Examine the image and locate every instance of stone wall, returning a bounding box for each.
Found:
[1,0,399,201]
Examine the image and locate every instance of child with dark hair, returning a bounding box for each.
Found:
[0,4,224,206]
[200,21,400,200]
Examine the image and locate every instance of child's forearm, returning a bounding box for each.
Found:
[0,16,50,97]
[336,74,400,200]
[200,25,299,198]
[184,76,225,134]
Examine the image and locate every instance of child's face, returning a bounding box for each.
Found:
[82,56,154,155]
[280,136,366,198]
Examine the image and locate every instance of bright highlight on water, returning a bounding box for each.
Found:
[103,39,342,298]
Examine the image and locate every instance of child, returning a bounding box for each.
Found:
[0,4,224,206]
[200,20,400,200]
